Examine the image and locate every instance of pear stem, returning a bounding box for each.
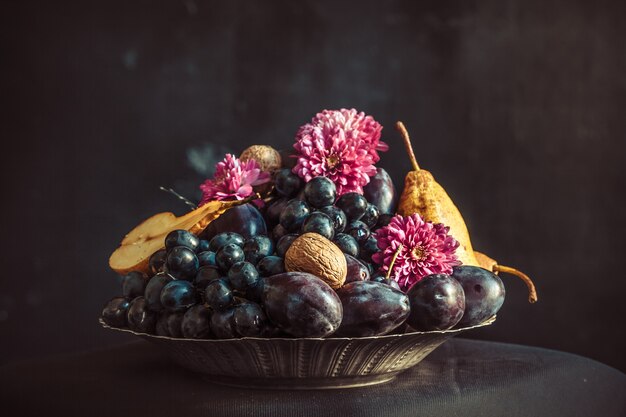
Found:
[159,186,198,210]
[385,244,404,280]
[396,121,420,171]
[493,264,538,304]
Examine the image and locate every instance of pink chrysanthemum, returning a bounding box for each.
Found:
[199,154,270,205]
[292,108,387,195]
[372,214,461,292]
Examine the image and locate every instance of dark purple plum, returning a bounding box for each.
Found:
[262,272,343,338]
[344,254,370,283]
[407,274,465,331]
[160,280,198,312]
[363,168,397,215]
[181,304,212,339]
[203,204,267,241]
[233,301,268,337]
[165,229,200,252]
[144,272,174,312]
[452,266,505,327]
[370,272,401,290]
[333,233,359,257]
[101,297,130,328]
[210,307,237,339]
[127,296,158,334]
[335,281,410,337]
[122,271,149,299]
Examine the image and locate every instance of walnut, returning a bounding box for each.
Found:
[285,233,347,289]
[239,145,282,173]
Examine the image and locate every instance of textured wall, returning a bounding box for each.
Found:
[1,0,625,371]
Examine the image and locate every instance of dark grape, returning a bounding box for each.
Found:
[407,274,465,331]
[165,229,200,252]
[203,204,267,241]
[148,249,167,275]
[122,271,149,299]
[335,192,367,221]
[374,213,394,230]
[196,239,210,253]
[362,168,397,215]
[210,308,237,339]
[279,199,310,232]
[265,197,288,226]
[204,278,234,311]
[101,297,130,328]
[274,168,303,197]
[166,246,199,280]
[359,236,379,263]
[257,256,285,277]
[127,296,158,334]
[160,280,198,312]
[215,243,245,272]
[144,272,174,312]
[301,212,335,240]
[318,205,347,233]
[209,232,244,252]
[156,311,185,338]
[228,261,260,291]
[360,204,380,229]
[271,223,288,242]
[451,266,505,327]
[276,234,298,257]
[197,250,217,267]
[333,233,359,257]
[243,235,274,265]
[194,265,222,290]
[345,254,370,283]
[233,301,268,337]
[304,176,336,208]
[345,220,370,244]
[181,305,212,339]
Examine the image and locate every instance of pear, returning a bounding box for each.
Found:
[396,122,537,303]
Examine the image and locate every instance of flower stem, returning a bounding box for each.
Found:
[396,121,420,171]
[385,244,404,280]
[493,264,538,303]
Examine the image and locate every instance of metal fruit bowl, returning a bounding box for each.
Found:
[100,316,495,389]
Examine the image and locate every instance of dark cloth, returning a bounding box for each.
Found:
[1,338,624,417]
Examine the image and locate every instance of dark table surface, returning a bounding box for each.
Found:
[1,338,624,417]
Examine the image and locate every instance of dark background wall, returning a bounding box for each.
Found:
[1,0,625,372]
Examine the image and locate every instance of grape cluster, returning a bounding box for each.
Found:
[102,169,398,339]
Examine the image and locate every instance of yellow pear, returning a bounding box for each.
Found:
[395,122,537,303]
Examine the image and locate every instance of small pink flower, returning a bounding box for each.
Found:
[372,214,461,292]
[292,109,387,195]
[199,154,270,205]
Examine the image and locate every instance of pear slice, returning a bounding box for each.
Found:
[109,199,243,275]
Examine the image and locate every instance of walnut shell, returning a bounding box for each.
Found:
[240,145,282,173]
[285,233,347,289]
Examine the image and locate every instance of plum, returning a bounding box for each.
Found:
[363,168,397,215]
[261,272,343,338]
[344,254,370,283]
[335,281,410,337]
[202,204,267,241]
[452,266,505,327]
[406,274,465,331]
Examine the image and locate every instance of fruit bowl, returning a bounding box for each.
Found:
[99,316,495,389]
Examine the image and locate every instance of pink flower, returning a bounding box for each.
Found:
[292,109,387,195]
[372,214,461,292]
[199,154,270,205]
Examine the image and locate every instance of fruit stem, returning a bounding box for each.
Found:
[385,244,404,280]
[159,186,198,210]
[494,265,538,304]
[396,121,420,171]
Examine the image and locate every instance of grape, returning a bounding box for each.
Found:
[210,308,237,339]
[209,232,244,252]
[233,301,268,337]
[144,272,174,312]
[318,205,347,233]
[204,278,234,311]
[406,274,465,331]
[148,249,167,275]
[304,177,336,208]
[257,256,285,277]
[160,280,198,312]
[333,233,359,257]
[166,246,199,280]
[374,213,394,230]
[271,223,288,242]
[196,239,210,253]
[228,261,260,291]
[243,235,274,265]
[194,265,222,290]
[451,266,505,327]
[101,297,130,328]
[215,243,245,272]
[165,229,200,252]
[360,204,380,229]
[274,168,303,197]
[156,311,185,338]
[276,233,298,257]
[279,199,310,232]
[181,304,212,339]
[345,220,370,244]
[301,212,335,240]
[127,296,158,334]
[122,271,149,299]
[335,192,367,221]
[197,250,217,267]
[265,197,289,226]
[359,236,379,264]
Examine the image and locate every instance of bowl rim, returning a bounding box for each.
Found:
[99,315,496,342]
